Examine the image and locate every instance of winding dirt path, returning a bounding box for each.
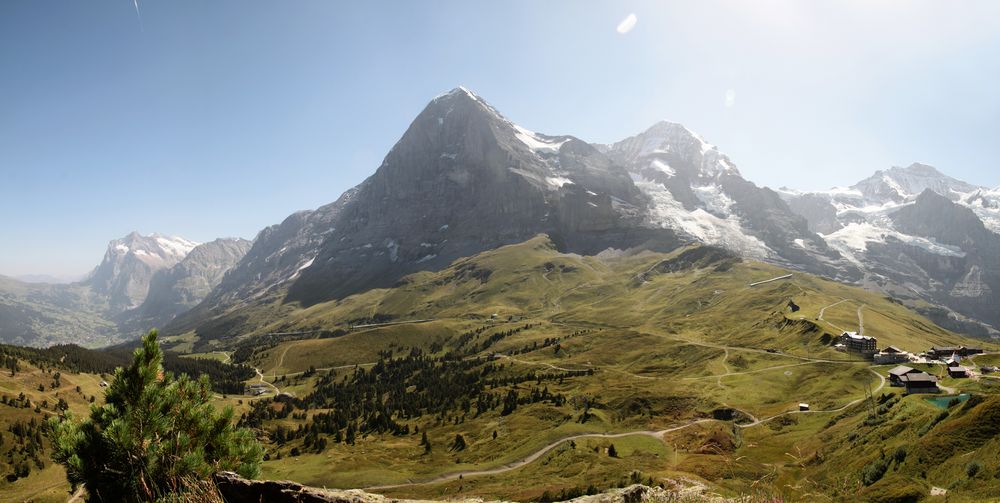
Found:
[365,366,886,492]
[495,354,588,373]
[817,299,848,321]
[365,419,716,491]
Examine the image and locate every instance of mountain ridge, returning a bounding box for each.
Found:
[154,88,999,342]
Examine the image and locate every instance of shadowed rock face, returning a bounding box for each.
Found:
[888,190,1000,330]
[286,89,675,306]
[783,193,842,235]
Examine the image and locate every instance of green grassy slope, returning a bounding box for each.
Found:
[3,235,997,502]
[158,235,995,501]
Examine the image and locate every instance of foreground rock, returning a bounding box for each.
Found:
[212,472,721,503]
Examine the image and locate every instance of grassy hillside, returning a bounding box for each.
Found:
[2,235,996,502]
[147,236,994,501]
[0,357,107,502]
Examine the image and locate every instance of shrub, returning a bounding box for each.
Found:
[966,461,981,478]
[892,446,907,464]
[48,330,264,502]
[861,455,892,486]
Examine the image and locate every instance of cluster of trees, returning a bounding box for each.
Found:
[474,323,537,353]
[3,355,20,376]
[2,418,47,482]
[0,341,254,394]
[240,348,591,455]
[508,337,562,356]
[160,355,254,395]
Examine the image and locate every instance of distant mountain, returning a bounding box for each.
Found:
[83,232,200,312]
[0,232,249,347]
[779,165,1000,336]
[121,238,253,331]
[600,121,854,281]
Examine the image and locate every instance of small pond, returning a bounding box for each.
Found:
[924,393,970,409]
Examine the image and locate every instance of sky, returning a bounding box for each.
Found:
[2,1,999,277]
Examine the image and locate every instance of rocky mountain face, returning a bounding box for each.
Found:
[287,87,670,306]
[600,122,855,282]
[161,88,999,341]
[83,232,200,312]
[779,165,1000,336]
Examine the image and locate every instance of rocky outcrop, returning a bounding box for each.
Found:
[212,472,713,503]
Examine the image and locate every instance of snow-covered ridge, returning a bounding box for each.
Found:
[782,163,1000,235]
[607,121,740,180]
[514,125,570,154]
[822,222,965,260]
[105,232,201,266]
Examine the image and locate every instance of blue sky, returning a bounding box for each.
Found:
[2,1,999,277]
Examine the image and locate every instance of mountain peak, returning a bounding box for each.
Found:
[851,162,978,203]
[607,120,739,180]
[894,162,944,177]
[427,86,504,118]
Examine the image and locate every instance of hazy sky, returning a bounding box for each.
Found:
[2,1,999,277]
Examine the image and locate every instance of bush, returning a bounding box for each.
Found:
[861,455,892,486]
[966,461,981,478]
[892,446,907,464]
[48,330,264,502]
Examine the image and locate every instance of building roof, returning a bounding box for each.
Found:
[883,346,904,353]
[888,365,916,377]
[842,331,875,341]
[930,346,961,352]
[900,372,937,384]
[948,366,969,374]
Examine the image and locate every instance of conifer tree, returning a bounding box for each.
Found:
[48,330,264,502]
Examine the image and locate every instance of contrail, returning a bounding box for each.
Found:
[133,0,145,32]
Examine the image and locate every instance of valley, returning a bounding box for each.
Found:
[0,89,998,503]
[32,237,990,501]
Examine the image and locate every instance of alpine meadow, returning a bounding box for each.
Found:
[2,2,1000,502]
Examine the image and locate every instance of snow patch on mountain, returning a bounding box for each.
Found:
[635,177,771,259]
[822,222,966,257]
[153,235,200,259]
[514,125,569,154]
